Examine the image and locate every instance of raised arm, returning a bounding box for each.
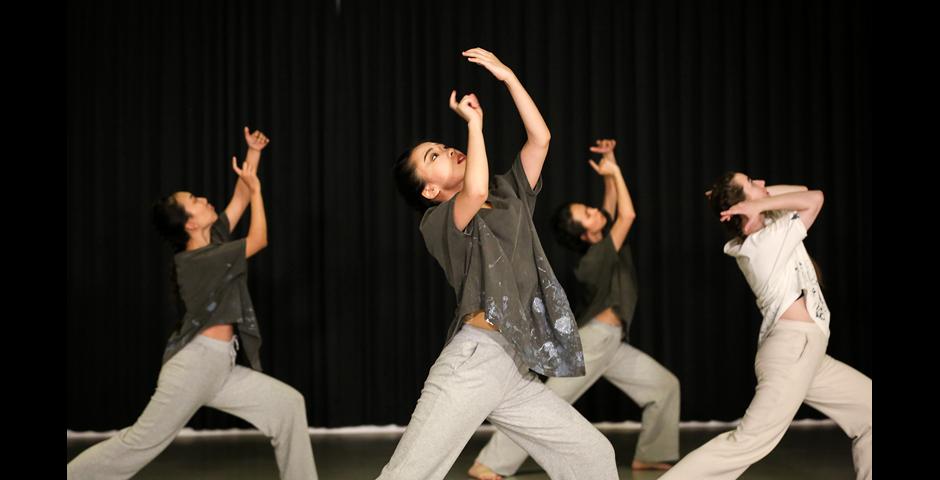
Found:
[449,91,488,231]
[721,189,824,235]
[230,156,268,258]
[589,139,619,217]
[766,184,809,196]
[588,157,636,251]
[224,127,269,231]
[463,48,549,189]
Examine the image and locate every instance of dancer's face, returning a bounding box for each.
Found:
[569,203,607,234]
[732,173,769,201]
[410,142,467,202]
[174,191,218,232]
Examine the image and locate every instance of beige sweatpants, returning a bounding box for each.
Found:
[662,320,872,480]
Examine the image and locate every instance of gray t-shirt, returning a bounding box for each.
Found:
[162,212,263,371]
[573,236,639,342]
[420,155,585,377]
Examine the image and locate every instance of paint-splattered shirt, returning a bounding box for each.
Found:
[162,212,264,371]
[420,154,585,377]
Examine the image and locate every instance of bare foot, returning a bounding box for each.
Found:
[468,461,503,480]
[632,459,674,470]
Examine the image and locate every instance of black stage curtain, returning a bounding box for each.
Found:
[68,0,870,430]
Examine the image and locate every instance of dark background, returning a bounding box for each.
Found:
[68,0,870,430]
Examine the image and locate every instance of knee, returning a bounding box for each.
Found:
[852,389,872,440]
[651,371,681,405]
[661,371,681,397]
[284,387,307,414]
[272,386,308,423]
[597,435,616,465]
[584,430,616,465]
[853,418,872,442]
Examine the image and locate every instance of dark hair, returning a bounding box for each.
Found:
[151,193,190,321]
[706,171,747,240]
[393,145,434,213]
[552,202,613,254]
[152,194,190,253]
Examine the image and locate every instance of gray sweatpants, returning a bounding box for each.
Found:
[377,325,618,480]
[476,319,680,475]
[661,320,872,480]
[67,335,318,480]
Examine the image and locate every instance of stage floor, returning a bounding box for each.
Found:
[67,422,857,479]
